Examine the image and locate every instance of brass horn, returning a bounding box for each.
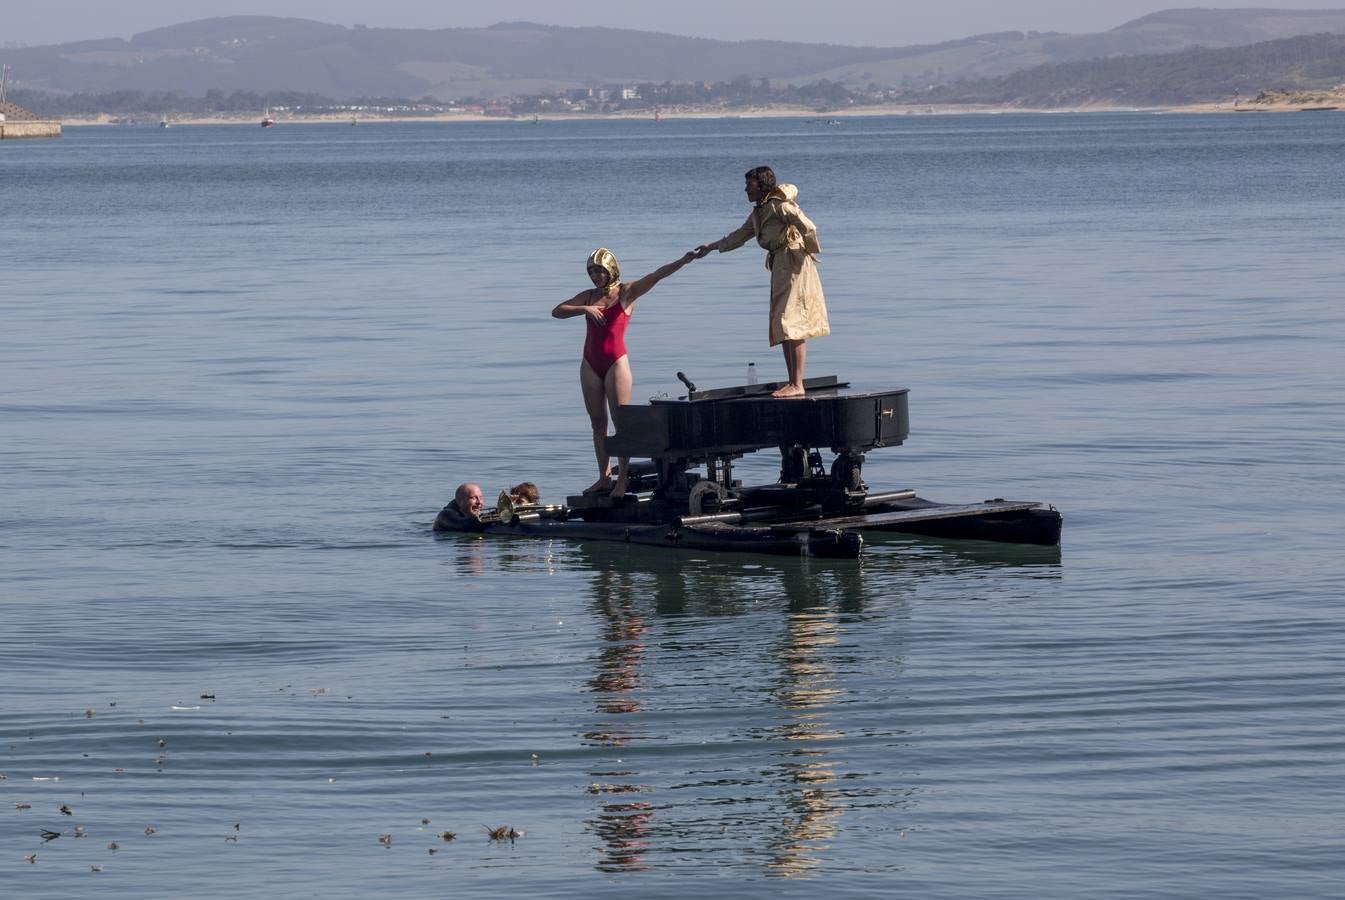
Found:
[482,489,563,524]
[476,490,513,524]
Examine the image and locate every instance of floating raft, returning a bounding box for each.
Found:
[433,375,1062,559]
[435,497,1057,559]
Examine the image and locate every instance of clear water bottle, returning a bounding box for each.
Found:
[747,362,758,386]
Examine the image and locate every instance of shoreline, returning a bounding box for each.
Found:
[60,95,1345,127]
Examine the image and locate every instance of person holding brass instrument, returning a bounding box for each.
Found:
[509,482,540,505]
[434,482,562,531]
[433,482,487,532]
[552,247,705,498]
[430,481,489,530]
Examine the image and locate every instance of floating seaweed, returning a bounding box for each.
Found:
[483,825,524,842]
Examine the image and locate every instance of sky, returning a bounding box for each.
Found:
[4,1,1345,48]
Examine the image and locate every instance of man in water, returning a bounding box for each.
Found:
[697,166,829,397]
[433,482,487,532]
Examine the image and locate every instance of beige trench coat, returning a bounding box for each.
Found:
[717,183,830,346]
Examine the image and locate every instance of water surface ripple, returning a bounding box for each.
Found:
[2,114,1343,897]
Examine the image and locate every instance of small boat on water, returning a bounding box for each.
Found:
[261,108,275,127]
[434,375,1062,559]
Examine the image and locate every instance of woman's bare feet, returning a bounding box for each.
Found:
[584,474,613,494]
[771,383,806,398]
[610,473,629,499]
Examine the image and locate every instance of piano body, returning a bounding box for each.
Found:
[559,375,1062,547]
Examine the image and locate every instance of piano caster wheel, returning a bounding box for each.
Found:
[688,481,728,516]
[831,455,864,491]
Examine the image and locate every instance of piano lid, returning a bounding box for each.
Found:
[682,375,846,402]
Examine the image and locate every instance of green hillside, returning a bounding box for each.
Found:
[3,10,1345,101]
[926,32,1345,106]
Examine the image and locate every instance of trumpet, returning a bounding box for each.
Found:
[480,490,565,524]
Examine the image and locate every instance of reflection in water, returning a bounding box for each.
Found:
[545,537,1058,875]
[440,531,488,577]
[589,796,654,874]
[583,565,655,872]
[436,532,566,579]
[765,607,848,877]
[584,567,648,737]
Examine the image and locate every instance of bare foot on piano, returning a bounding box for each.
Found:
[584,474,613,494]
[771,383,806,398]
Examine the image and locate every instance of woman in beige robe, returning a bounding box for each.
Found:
[698,166,829,398]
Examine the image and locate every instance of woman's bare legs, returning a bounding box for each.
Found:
[605,356,633,497]
[580,360,612,492]
[773,340,807,398]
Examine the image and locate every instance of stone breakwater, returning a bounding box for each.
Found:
[0,101,61,139]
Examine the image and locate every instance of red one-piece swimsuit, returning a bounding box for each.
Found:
[583,299,630,378]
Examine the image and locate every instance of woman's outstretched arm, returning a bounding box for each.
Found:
[624,250,703,304]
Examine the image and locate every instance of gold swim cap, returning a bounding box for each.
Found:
[587,247,621,289]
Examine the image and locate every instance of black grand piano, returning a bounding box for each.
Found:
[434,375,1061,558]
[568,374,1059,549]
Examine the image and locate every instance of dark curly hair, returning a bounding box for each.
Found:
[744,165,776,191]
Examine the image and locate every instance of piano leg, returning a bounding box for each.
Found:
[779,444,808,483]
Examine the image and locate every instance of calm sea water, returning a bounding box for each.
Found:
[2,113,1343,897]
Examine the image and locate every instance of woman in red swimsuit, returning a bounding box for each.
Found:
[552,246,703,497]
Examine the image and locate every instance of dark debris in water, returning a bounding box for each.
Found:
[483,825,524,842]
[587,783,644,794]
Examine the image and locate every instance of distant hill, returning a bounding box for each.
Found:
[925,31,1345,106]
[4,10,1345,100]
[809,7,1345,86]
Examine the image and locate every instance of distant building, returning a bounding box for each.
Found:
[0,100,61,139]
